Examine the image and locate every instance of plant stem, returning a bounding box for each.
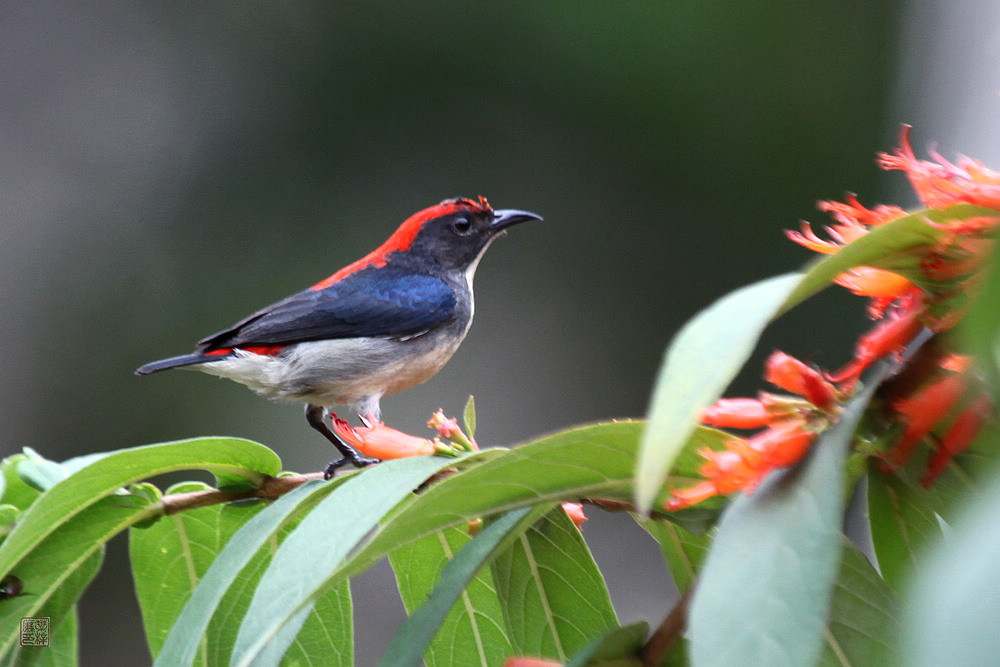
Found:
[640,582,695,666]
[159,472,324,515]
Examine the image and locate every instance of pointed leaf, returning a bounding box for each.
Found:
[342,422,644,581]
[1,454,40,511]
[3,548,101,666]
[17,449,68,493]
[154,478,332,667]
[689,377,882,667]
[902,472,1000,667]
[818,540,900,667]
[230,455,457,666]
[129,481,266,659]
[0,495,148,659]
[960,216,1000,395]
[866,470,942,593]
[377,506,548,667]
[564,621,648,667]
[30,606,79,667]
[281,579,353,667]
[492,506,619,662]
[463,395,477,439]
[0,437,281,582]
[637,518,711,593]
[637,273,804,513]
[390,526,511,666]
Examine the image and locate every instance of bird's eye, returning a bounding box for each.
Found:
[452,216,473,235]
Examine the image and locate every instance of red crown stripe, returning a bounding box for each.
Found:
[310,197,491,291]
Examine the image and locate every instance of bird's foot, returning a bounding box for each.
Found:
[322,452,380,480]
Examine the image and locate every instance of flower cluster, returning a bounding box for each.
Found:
[667,127,998,510]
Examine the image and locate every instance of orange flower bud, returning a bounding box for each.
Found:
[503,658,562,667]
[700,398,770,429]
[666,480,722,511]
[764,352,837,409]
[834,267,914,299]
[331,417,436,460]
[561,502,587,529]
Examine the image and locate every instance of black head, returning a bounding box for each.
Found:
[399,197,541,272]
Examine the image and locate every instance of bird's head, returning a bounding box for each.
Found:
[393,196,541,273]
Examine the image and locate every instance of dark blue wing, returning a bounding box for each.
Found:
[198,269,457,350]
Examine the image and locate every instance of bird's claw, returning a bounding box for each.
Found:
[323,454,380,480]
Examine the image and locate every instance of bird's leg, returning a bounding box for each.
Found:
[305,404,380,479]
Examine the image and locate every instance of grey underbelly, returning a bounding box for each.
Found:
[196,330,465,408]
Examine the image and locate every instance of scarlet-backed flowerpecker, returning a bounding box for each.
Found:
[137,197,540,476]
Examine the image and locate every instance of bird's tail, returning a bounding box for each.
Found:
[135,352,215,375]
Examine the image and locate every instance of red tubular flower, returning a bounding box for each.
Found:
[883,373,966,469]
[764,351,837,409]
[834,267,913,298]
[740,421,817,469]
[921,394,992,487]
[331,416,436,460]
[878,125,1000,209]
[667,421,817,510]
[668,129,1000,510]
[665,481,723,511]
[827,305,924,384]
[700,398,771,429]
[698,447,761,493]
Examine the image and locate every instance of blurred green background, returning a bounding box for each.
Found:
[4,2,998,664]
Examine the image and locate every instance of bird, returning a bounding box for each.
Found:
[136,196,541,478]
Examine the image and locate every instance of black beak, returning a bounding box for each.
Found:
[489,208,542,232]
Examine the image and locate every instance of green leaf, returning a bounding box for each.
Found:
[230,455,458,666]
[688,377,882,667]
[17,448,68,493]
[636,273,804,513]
[390,525,511,666]
[818,540,900,667]
[377,506,548,667]
[492,506,619,662]
[637,518,711,593]
[129,481,266,660]
[0,494,146,660]
[0,437,281,585]
[2,547,103,666]
[564,621,648,667]
[902,471,1000,667]
[866,470,943,593]
[778,204,997,315]
[960,217,1000,395]
[154,478,332,667]
[463,395,477,439]
[0,454,40,511]
[921,419,1000,523]
[281,579,353,667]
[29,606,79,667]
[343,421,643,580]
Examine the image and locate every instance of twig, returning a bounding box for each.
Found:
[580,497,675,520]
[159,472,324,515]
[640,582,696,666]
